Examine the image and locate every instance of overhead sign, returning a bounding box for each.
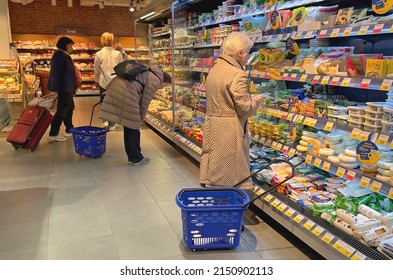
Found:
[55,27,89,36]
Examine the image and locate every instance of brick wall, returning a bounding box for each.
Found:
[8,0,147,37]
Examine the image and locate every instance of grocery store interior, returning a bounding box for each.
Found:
[1,0,393,260]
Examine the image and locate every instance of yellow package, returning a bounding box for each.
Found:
[385,60,393,77]
[289,7,307,26]
[365,59,387,78]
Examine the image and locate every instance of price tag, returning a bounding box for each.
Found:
[271,141,278,148]
[277,203,287,212]
[296,115,305,123]
[330,76,341,86]
[377,134,390,146]
[281,73,289,80]
[321,76,330,84]
[306,155,313,164]
[276,143,283,151]
[346,170,356,181]
[341,77,352,87]
[271,199,281,208]
[340,245,356,258]
[350,128,362,139]
[380,79,393,91]
[312,75,321,83]
[358,25,369,35]
[295,32,301,40]
[253,134,259,141]
[260,136,266,143]
[343,27,353,36]
[323,121,334,132]
[357,130,370,141]
[319,29,327,38]
[370,181,382,192]
[308,118,318,127]
[286,113,294,121]
[282,145,289,153]
[290,74,297,81]
[264,194,274,202]
[276,34,283,41]
[288,148,296,157]
[360,176,371,188]
[373,23,384,34]
[321,232,334,244]
[293,214,305,223]
[267,68,281,80]
[312,226,324,237]
[300,74,308,82]
[351,252,367,260]
[388,188,393,199]
[266,139,272,146]
[322,161,331,172]
[360,78,372,89]
[303,220,315,230]
[333,240,345,252]
[305,31,314,38]
[331,28,340,37]
[336,167,346,178]
[285,208,295,217]
[314,157,322,168]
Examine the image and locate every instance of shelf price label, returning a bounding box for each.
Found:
[357,130,370,141]
[370,181,382,192]
[322,161,331,172]
[318,29,327,38]
[276,34,283,41]
[388,188,393,199]
[321,76,330,84]
[336,167,346,178]
[313,157,322,168]
[275,143,283,151]
[263,194,274,203]
[360,176,371,188]
[340,244,356,258]
[281,73,289,80]
[373,24,384,34]
[312,75,321,84]
[323,121,334,132]
[341,77,352,87]
[351,252,367,260]
[360,78,372,89]
[331,28,340,37]
[331,76,341,86]
[380,79,393,91]
[296,115,305,123]
[303,220,315,230]
[350,128,362,139]
[346,170,356,181]
[312,225,324,237]
[285,207,295,217]
[289,74,297,81]
[293,214,305,224]
[271,199,281,208]
[282,145,289,153]
[305,31,314,38]
[343,27,353,36]
[333,239,345,252]
[277,203,287,212]
[271,141,278,148]
[288,148,296,157]
[321,232,334,244]
[299,74,308,82]
[267,68,281,80]
[306,154,313,164]
[358,25,369,35]
[304,117,317,127]
[377,134,390,146]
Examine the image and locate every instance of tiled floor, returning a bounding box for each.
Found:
[0,97,310,260]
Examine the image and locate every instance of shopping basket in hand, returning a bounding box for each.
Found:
[176,158,300,250]
[70,101,108,158]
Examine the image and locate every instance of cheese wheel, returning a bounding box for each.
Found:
[299,140,308,147]
[327,155,340,163]
[376,174,392,182]
[339,153,357,163]
[378,168,392,176]
[344,148,357,157]
[301,135,312,142]
[326,133,342,142]
[377,160,393,169]
[340,162,359,169]
[296,145,308,152]
[360,164,379,172]
[303,131,318,138]
[329,143,345,150]
[319,148,334,156]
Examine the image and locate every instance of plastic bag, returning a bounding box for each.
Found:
[28,95,57,111]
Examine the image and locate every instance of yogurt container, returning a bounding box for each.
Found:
[365,109,383,119]
[349,115,365,123]
[336,115,349,125]
[364,115,382,126]
[328,106,348,115]
[327,114,337,122]
[383,106,393,122]
[348,119,363,129]
[381,120,393,135]
[363,123,382,133]
[348,106,366,116]
[366,102,385,112]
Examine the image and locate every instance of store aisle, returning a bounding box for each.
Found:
[0,97,310,260]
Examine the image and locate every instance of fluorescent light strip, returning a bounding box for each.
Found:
[140,11,155,20]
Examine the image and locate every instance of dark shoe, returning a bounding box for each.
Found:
[130,157,150,166]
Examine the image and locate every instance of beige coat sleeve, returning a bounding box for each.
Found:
[229,72,256,119]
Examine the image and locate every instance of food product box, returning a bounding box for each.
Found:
[335,7,354,25]
[365,59,387,78]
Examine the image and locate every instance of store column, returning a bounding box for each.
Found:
[0,0,12,58]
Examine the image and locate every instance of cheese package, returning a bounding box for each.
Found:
[352,219,382,232]
[361,226,393,243]
[365,59,387,78]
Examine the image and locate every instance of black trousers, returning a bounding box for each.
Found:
[123,126,143,163]
[49,92,74,136]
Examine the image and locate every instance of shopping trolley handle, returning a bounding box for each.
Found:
[176,187,248,202]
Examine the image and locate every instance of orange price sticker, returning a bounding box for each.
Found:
[281,73,289,80]
[346,170,356,181]
[306,155,313,164]
[380,79,393,91]
[331,28,340,37]
[314,157,322,168]
[321,76,330,84]
[288,148,296,157]
[300,74,308,82]
[312,75,321,83]
[388,188,393,200]
[377,134,389,146]
[321,233,334,244]
[360,78,371,89]
[350,128,362,139]
[343,27,353,36]
[319,29,327,38]
[323,121,334,132]
[357,131,370,141]
[303,220,315,230]
[322,161,331,172]
[312,226,324,237]
[290,74,297,81]
[264,194,274,202]
[358,25,369,35]
[275,143,283,151]
[293,214,305,223]
[296,115,305,123]
[331,77,341,85]
[351,252,367,260]
[336,167,346,178]
[285,208,295,217]
[360,176,371,188]
[373,24,384,34]
[370,181,382,193]
[341,77,352,86]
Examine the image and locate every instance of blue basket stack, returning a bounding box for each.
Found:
[70,126,107,158]
[176,187,250,250]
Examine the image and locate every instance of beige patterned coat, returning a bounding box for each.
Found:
[200,54,259,188]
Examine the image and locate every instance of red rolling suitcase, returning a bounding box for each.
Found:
[6,106,53,151]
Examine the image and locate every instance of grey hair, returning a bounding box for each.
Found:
[222,32,254,56]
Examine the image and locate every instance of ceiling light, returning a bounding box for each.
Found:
[130,7,135,12]
[98,1,104,9]
[140,11,155,20]
[51,0,56,6]
[67,0,72,7]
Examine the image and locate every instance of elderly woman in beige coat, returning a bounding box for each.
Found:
[99,66,171,165]
[200,32,263,188]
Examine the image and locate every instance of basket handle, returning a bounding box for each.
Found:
[177,187,248,202]
[89,101,102,126]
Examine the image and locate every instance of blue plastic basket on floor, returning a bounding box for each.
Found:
[70,126,107,158]
[176,187,250,250]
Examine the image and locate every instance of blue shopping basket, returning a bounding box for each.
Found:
[176,187,250,250]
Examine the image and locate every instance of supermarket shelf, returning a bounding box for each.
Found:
[75,89,99,96]
[73,47,101,51]
[79,68,94,72]
[175,102,206,117]
[152,31,171,38]
[152,47,171,52]
[145,113,202,161]
[190,0,325,29]
[249,70,393,92]
[16,46,56,50]
[124,48,150,52]
[72,57,94,61]
[191,66,211,73]
[318,22,393,39]
[174,45,193,50]
[0,70,18,75]
[194,41,222,48]
[250,132,393,200]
